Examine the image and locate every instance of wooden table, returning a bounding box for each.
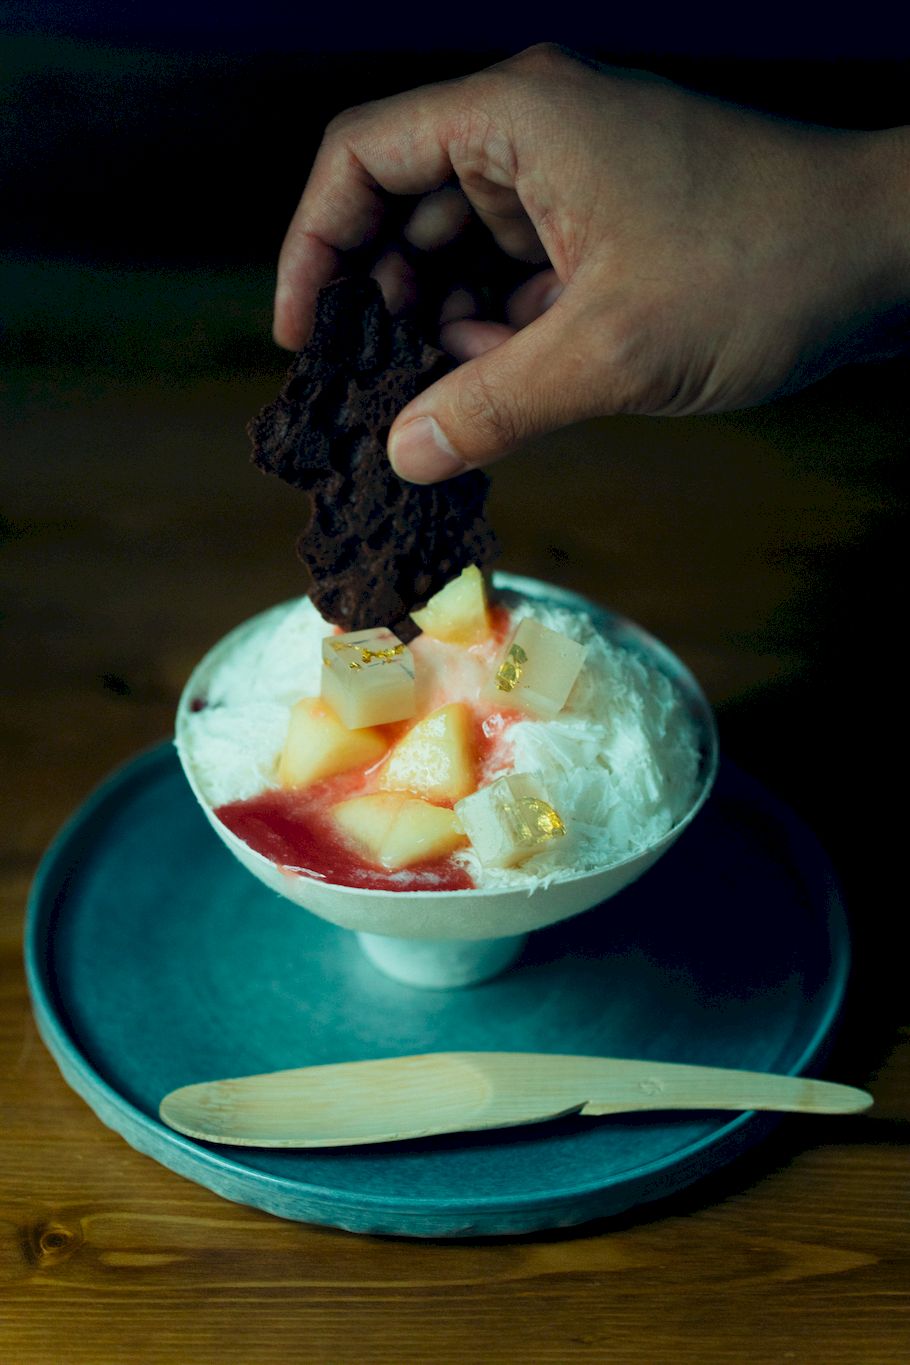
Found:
[2,292,908,1360]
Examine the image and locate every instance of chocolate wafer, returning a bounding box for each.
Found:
[248,278,499,640]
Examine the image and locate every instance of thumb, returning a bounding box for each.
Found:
[387,298,602,483]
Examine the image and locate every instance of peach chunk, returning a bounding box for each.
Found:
[378,702,475,803]
[332,793,466,870]
[278,697,388,789]
[410,565,491,646]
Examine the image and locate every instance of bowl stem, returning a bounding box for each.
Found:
[356,932,528,989]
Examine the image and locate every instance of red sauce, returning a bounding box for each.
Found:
[216,772,474,892]
[488,601,512,646]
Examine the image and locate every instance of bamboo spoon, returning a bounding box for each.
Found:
[159,1052,872,1148]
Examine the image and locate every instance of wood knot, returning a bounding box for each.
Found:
[26,1219,84,1267]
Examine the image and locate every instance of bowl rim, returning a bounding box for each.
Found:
[175,573,720,899]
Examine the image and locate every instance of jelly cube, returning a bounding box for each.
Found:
[455,774,568,868]
[485,618,586,718]
[321,628,416,729]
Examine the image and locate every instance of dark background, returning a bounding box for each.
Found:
[5,7,910,366]
[3,7,909,1073]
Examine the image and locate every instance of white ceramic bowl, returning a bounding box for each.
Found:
[176,574,718,987]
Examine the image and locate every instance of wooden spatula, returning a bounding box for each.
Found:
[159,1052,872,1148]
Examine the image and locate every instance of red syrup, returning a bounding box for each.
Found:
[216,784,474,891]
[214,703,521,894]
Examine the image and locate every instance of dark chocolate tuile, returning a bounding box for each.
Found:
[248,278,499,639]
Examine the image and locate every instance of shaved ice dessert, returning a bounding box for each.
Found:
[177,572,705,896]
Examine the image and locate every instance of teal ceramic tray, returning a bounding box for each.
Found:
[26,744,849,1237]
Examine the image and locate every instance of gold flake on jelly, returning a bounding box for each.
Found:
[494,641,527,693]
[454,774,568,869]
[486,618,586,717]
[321,628,416,729]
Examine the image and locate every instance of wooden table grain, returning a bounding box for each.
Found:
[2,318,908,1362]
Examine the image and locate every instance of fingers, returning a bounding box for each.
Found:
[274,139,393,347]
[273,74,549,349]
[273,231,342,350]
[404,186,472,250]
[439,318,516,360]
[449,158,546,265]
[274,86,464,348]
[439,287,477,324]
[387,293,604,481]
[437,266,563,363]
[370,249,418,315]
[507,268,563,326]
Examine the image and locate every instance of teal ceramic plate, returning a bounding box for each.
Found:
[26,744,849,1237]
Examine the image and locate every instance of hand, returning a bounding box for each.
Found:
[274,44,910,482]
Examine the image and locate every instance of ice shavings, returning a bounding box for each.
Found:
[449,602,701,890]
[207,602,333,709]
[179,701,289,807]
[178,600,334,807]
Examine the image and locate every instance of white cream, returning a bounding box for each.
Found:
[179,595,702,891]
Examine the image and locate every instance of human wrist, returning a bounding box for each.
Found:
[875,126,910,300]
[810,124,910,367]
[851,125,910,319]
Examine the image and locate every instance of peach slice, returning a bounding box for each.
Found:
[278,697,388,789]
[410,565,491,646]
[332,792,466,870]
[378,702,475,803]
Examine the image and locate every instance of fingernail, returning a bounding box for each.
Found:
[272,282,299,349]
[541,282,564,311]
[388,417,468,483]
